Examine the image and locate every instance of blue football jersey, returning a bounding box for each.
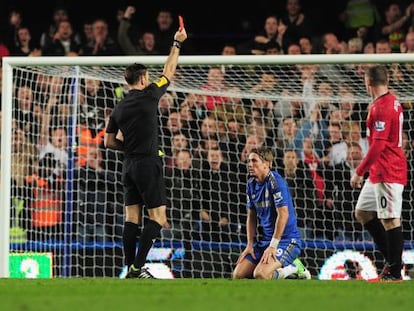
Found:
[246,170,301,247]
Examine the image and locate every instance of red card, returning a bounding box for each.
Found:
[179,15,184,31]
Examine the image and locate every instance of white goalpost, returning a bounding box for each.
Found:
[1,54,414,279]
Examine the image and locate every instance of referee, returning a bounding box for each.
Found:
[104,23,187,279]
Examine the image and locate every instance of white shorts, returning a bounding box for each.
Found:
[355,179,404,219]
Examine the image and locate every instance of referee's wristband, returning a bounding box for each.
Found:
[173,40,182,49]
[269,238,280,249]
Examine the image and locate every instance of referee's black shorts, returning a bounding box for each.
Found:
[122,155,167,209]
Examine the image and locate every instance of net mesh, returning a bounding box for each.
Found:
[4,56,414,279]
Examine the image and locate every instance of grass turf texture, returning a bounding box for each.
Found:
[1,278,413,311]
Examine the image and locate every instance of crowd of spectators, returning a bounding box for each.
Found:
[2,1,414,58]
[2,1,414,277]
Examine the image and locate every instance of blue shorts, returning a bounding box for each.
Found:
[245,238,302,267]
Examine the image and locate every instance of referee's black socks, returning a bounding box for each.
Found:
[123,222,140,267]
[133,219,162,269]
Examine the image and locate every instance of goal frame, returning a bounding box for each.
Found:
[2,53,414,278]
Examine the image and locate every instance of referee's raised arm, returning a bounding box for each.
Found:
[162,23,187,81]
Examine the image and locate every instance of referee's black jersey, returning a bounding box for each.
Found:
[106,75,170,158]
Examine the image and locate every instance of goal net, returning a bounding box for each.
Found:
[1,54,414,279]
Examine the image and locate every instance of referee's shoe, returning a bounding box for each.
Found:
[125,265,156,279]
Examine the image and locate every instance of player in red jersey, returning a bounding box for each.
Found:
[350,65,407,282]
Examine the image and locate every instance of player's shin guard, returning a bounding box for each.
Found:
[364,218,389,262]
[386,226,404,277]
[133,219,162,269]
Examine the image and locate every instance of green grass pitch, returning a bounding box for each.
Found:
[1,278,413,311]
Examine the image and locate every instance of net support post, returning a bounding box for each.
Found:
[0,59,14,278]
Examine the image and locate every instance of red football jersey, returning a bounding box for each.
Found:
[363,92,407,184]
